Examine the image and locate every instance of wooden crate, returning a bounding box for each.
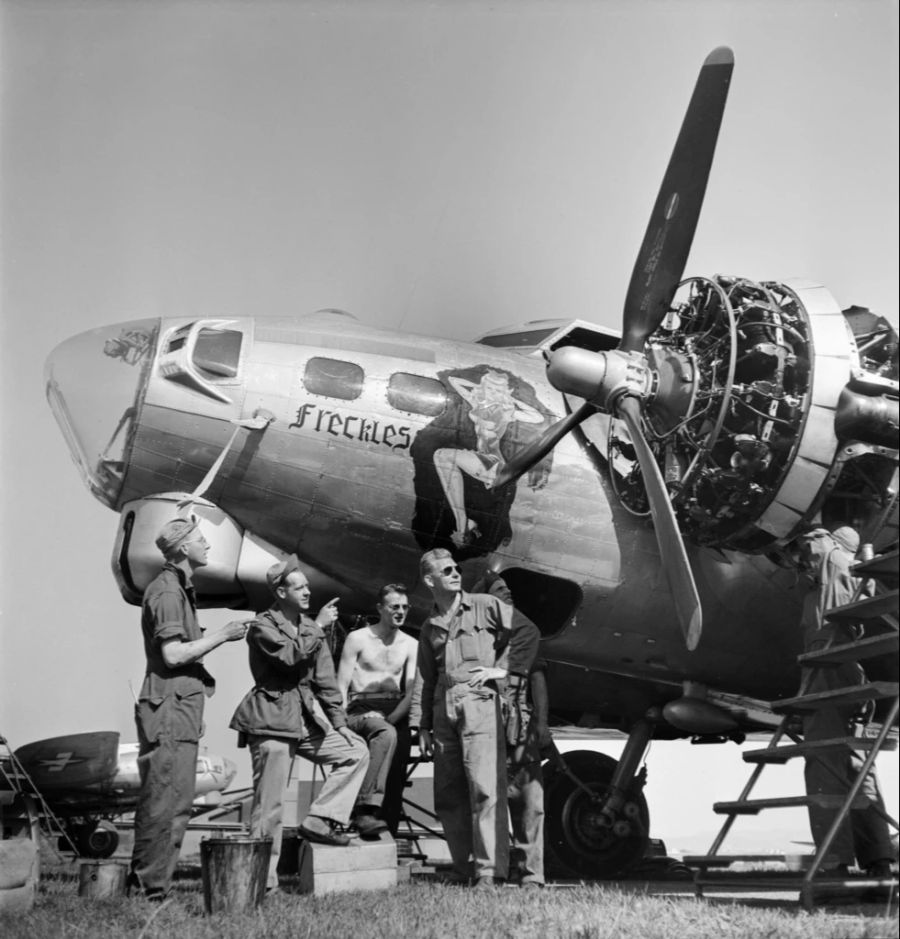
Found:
[298,837,397,895]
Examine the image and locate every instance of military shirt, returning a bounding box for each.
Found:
[415,591,539,732]
[230,607,348,741]
[799,530,860,645]
[137,563,215,743]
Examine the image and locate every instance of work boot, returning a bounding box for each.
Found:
[866,859,893,878]
[299,815,351,847]
[863,859,897,903]
[354,812,389,839]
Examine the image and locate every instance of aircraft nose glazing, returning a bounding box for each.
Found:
[222,758,238,789]
[45,319,160,508]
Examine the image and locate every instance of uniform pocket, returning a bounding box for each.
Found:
[171,689,204,742]
[458,631,484,662]
[137,696,172,745]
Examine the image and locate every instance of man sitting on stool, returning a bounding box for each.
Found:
[337,584,418,837]
[230,556,369,893]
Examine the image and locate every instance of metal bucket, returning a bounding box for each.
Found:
[277,827,300,875]
[200,836,271,914]
[78,860,127,899]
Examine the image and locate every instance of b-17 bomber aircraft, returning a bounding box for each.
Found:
[44,48,898,878]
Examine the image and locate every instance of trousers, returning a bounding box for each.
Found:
[248,729,369,888]
[130,734,198,895]
[508,730,545,884]
[346,711,412,835]
[433,682,508,881]
[803,626,893,868]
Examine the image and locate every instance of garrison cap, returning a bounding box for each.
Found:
[267,554,302,592]
[831,526,860,555]
[155,517,198,555]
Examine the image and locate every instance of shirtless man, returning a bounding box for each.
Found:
[337,584,418,836]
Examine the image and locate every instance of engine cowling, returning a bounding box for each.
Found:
[606,276,898,551]
[111,493,287,610]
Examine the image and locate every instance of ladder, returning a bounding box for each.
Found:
[0,734,80,856]
[686,546,899,909]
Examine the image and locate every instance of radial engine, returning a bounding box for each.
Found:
[604,277,898,551]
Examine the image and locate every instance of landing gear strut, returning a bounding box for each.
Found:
[544,718,654,879]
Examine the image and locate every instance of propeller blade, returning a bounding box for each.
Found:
[617,396,702,649]
[620,46,733,354]
[493,401,595,489]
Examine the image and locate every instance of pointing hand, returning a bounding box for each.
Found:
[316,598,340,628]
[224,619,251,641]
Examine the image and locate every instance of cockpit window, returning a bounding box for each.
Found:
[387,373,447,416]
[303,357,364,400]
[193,328,242,379]
[158,321,243,403]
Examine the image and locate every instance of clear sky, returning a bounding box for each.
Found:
[1,0,897,851]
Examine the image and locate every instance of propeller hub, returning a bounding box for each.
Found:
[547,346,653,413]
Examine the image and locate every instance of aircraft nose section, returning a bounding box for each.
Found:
[45,319,159,508]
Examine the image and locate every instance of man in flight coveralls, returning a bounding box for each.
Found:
[413,548,538,886]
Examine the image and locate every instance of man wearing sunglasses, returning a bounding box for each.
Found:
[413,548,539,887]
[337,584,419,837]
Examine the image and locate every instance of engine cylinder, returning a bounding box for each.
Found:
[614,276,899,551]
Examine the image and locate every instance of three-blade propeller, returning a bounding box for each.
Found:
[495,47,734,650]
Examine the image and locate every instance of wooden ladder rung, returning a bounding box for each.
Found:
[853,549,900,582]
[743,735,897,764]
[772,682,899,713]
[714,793,874,815]
[826,591,899,622]
[799,632,899,665]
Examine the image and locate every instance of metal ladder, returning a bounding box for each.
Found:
[686,546,899,909]
[0,734,80,856]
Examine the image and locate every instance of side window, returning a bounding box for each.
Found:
[388,373,447,416]
[304,357,364,400]
[193,328,242,379]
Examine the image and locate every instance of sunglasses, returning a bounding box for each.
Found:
[436,564,459,577]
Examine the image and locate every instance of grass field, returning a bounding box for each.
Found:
[3,863,898,939]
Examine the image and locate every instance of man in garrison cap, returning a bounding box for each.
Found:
[128,517,249,900]
[230,556,369,894]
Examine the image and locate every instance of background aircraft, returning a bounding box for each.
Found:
[0,732,237,858]
[40,41,898,880]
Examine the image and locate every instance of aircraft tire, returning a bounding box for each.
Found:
[543,749,650,880]
[77,820,119,859]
